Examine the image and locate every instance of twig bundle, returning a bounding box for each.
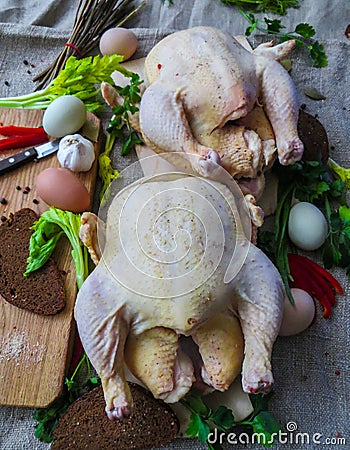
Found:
[33,0,145,89]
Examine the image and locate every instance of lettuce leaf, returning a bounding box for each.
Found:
[328,158,350,189]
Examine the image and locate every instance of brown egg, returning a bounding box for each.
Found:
[99,28,138,60]
[36,168,90,213]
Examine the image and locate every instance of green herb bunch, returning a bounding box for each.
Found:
[182,390,280,449]
[221,0,300,15]
[99,70,143,200]
[106,71,143,156]
[241,12,327,67]
[218,0,327,68]
[258,159,350,301]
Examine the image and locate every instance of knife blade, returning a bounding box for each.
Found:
[0,139,60,176]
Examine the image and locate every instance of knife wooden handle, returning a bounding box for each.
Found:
[0,147,37,176]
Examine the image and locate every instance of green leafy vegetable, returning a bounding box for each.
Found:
[98,131,122,201]
[0,54,124,112]
[239,392,280,448]
[181,390,279,449]
[308,41,328,68]
[220,0,300,15]
[274,183,295,304]
[99,70,143,200]
[323,202,350,275]
[106,70,143,156]
[242,411,280,447]
[34,354,100,443]
[239,10,328,67]
[264,17,286,33]
[181,391,234,447]
[259,159,349,299]
[24,207,90,289]
[328,158,350,189]
[294,22,316,38]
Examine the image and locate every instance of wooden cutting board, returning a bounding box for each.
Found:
[0,108,101,407]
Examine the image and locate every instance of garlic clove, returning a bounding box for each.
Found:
[57,134,95,172]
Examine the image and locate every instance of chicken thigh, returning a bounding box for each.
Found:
[75,174,284,420]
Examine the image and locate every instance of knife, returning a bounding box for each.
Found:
[0,139,60,176]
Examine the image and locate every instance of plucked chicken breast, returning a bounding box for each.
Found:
[75,174,284,420]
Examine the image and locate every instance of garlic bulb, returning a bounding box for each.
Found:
[57,134,95,172]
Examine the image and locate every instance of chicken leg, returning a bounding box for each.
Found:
[232,244,284,393]
[257,56,303,165]
[74,265,132,420]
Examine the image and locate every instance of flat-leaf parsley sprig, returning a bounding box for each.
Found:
[240,10,328,67]
[181,390,280,449]
[220,0,300,15]
[99,70,143,200]
[106,70,143,156]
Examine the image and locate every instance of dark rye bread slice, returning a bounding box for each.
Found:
[0,208,65,315]
[52,383,179,450]
[298,109,329,163]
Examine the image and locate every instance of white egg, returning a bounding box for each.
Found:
[43,95,87,138]
[279,288,316,336]
[288,201,328,251]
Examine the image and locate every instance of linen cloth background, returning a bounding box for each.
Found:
[0,1,349,449]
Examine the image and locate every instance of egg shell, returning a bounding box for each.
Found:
[288,202,328,251]
[43,96,87,138]
[279,288,316,336]
[99,28,138,60]
[36,168,90,213]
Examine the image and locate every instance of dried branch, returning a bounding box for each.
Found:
[33,0,145,89]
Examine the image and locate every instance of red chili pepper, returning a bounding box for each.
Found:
[68,330,84,377]
[0,132,48,151]
[289,253,343,294]
[0,125,47,137]
[289,254,336,305]
[288,258,332,318]
[288,253,342,318]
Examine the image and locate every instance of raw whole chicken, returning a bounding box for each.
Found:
[75,174,285,420]
[102,26,304,199]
